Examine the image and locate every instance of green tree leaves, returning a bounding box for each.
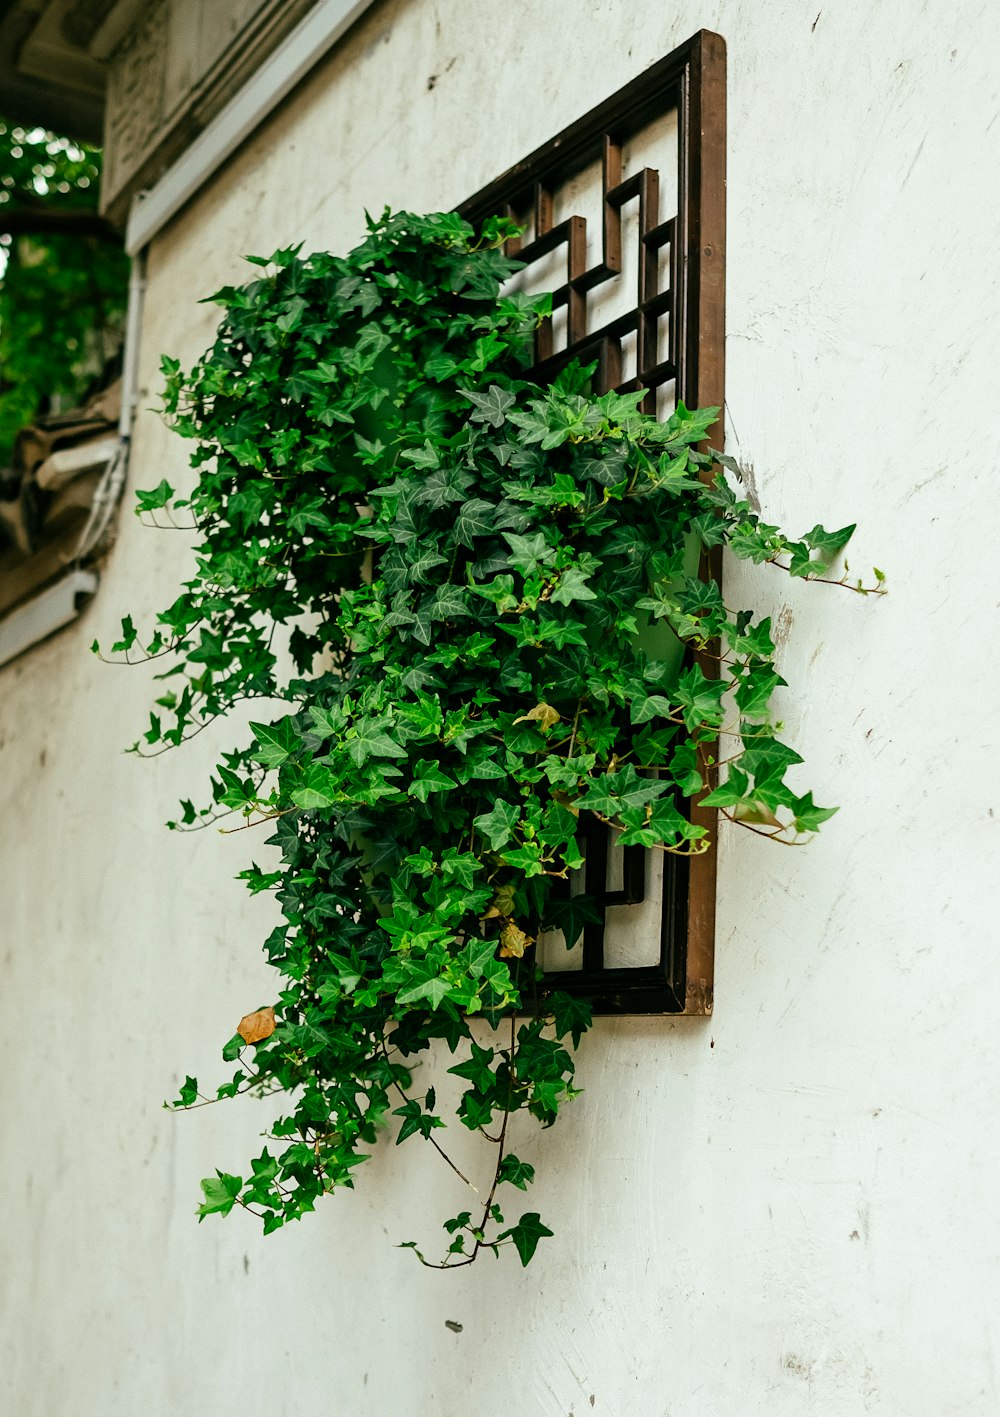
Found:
[0,120,129,458]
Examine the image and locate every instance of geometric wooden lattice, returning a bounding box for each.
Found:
[459,30,726,1014]
[503,135,677,410]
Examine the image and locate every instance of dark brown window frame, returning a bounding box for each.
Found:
[458,29,726,1016]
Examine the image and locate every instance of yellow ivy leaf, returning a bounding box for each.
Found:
[237,1005,276,1045]
[499,922,533,959]
[514,702,561,732]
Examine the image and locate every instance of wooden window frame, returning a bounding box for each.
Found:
[458,30,726,1015]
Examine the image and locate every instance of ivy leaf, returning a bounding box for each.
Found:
[249,1149,279,1185]
[550,566,597,606]
[497,1154,535,1190]
[739,736,803,777]
[172,1075,199,1108]
[674,665,726,730]
[111,614,137,654]
[408,761,458,801]
[463,384,515,427]
[791,792,839,833]
[249,717,300,768]
[216,765,256,810]
[664,400,720,444]
[576,766,667,816]
[347,721,409,765]
[729,616,776,659]
[401,441,441,469]
[408,550,449,584]
[135,479,174,514]
[500,1212,554,1267]
[543,895,600,950]
[701,768,751,808]
[734,668,785,720]
[430,585,468,621]
[197,1172,243,1221]
[290,764,338,810]
[396,972,451,1010]
[470,574,518,612]
[454,498,495,546]
[504,531,557,577]
[550,992,592,1047]
[416,467,473,510]
[690,511,728,548]
[459,1090,496,1130]
[500,842,546,876]
[287,497,332,535]
[393,1098,445,1143]
[499,921,532,958]
[803,522,855,571]
[667,741,704,795]
[474,799,521,850]
[453,937,498,977]
[448,1042,496,1091]
[424,352,458,380]
[578,451,628,488]
[630,693,675,725]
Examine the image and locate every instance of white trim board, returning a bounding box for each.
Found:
[124,0,378,256]
[0,570,99,669]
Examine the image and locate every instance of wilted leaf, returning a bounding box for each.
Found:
[514,702,561,732]
[237,1005,276,1045]
[499,922,533,958]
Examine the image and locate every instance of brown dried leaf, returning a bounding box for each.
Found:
[513,702,561,733]
[499,922,533,959]
[237,1004,276,1045]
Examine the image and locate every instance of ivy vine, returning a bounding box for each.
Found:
[102,211,882,1267]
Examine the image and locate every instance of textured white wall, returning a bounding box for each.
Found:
[2,1,999,1413]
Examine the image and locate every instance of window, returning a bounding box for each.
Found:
[458,30,726,1013]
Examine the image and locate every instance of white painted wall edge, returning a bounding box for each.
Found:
[0,569,99,669]
[123,0,379,256]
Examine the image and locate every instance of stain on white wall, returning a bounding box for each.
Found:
[2,1,999,1414]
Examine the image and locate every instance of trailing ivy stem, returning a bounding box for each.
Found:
[378,1037,479,1195]
[590,809,710,857]
[721,809,810,845]
[219,805,297,835]
[766,558,886,595]
[566,696,584,760]
[461,1010,517,1267]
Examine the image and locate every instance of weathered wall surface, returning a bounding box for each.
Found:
[3,1,999,1413]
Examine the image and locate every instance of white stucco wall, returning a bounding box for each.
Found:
[3,2,999,1413]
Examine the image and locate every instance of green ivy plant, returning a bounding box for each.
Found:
[102,211,882,1268]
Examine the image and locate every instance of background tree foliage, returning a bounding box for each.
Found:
[0,117,129,462]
